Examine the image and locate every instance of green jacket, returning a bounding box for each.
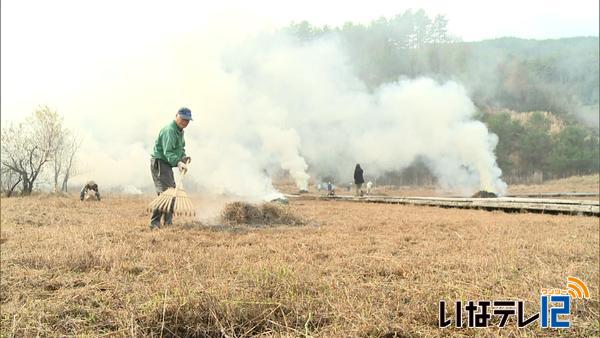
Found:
[151,121,186,167]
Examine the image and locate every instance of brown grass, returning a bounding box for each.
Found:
[275,174,600,199]
[1,193,598,336]
[508,174,600,195]
[221,202,305,226]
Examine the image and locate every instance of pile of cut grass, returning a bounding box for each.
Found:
[221,202,305,226]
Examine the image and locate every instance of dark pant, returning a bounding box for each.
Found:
[355,183,363,196]
[150,158,176,226]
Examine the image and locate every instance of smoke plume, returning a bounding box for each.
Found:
[7,23,507,198]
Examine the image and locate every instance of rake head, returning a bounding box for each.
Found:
[148,188,196,217]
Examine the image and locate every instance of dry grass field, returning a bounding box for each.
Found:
[1,187,599,336]
[278,174,600,200]
[508,175,600,197]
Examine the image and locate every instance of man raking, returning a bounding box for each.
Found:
[149,107,193,229]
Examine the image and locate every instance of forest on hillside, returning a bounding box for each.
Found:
[284,10,599,184]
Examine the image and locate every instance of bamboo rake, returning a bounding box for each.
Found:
[148,160,195,217]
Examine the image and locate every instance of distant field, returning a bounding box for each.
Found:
[275,174,600,200]
[508,175,600,195]
[1,191,598,336]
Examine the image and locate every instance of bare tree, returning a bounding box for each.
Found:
[0,165,22,197]
[0,106,65,195]
[53,130,82,192]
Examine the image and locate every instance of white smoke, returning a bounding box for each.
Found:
[11,21,507,198]
[218,34,508,195]
[256,126,309,190]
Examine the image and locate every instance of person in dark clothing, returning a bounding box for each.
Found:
[149,107,193,229]
[327,182,335,196]
[80,181,101,201]
[353,164,364,197]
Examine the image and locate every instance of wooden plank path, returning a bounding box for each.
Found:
[286,194,599,217]
[506,192,599,198]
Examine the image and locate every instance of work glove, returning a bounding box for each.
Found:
[177,161,188,173]
[182,156,192,164]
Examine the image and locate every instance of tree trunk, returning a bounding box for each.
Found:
[6,178,21,197]
[22,180,33,195]
[54,169,60,193]
[61,172,70,192]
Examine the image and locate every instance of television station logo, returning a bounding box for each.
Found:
[439,276,590,329]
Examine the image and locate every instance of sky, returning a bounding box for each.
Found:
[2,0,598,122]
[0,0,597,198]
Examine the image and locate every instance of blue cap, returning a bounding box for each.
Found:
[177,107,192,120]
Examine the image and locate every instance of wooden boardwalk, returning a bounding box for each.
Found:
[506,192,600,198]
[287,194,599,217]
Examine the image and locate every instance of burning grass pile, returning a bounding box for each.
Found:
[221,201,305,226]
[471,190,498,198]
